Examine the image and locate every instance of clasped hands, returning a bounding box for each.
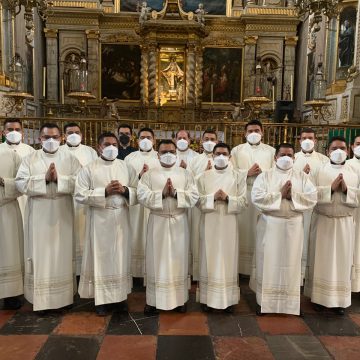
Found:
[105,180,127,197]
[331,173,347,194]
[162,178,176,198]
[281,180,292,200]
[45,163,57,183]
[248,163,262,177]
[214,189,228,202]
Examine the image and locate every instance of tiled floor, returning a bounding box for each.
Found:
[1,278,360,360]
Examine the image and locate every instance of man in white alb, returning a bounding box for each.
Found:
[125,127,159,280]
[294,128,328,281]
[347,135,360,293]
[175,129,199,168]
[15,123,81,313]
[231,120,275,276]
[251,143,317,316]
[188,129,218,280]
[75,132,137,316]
[137,140,199,315]
[305,136,360,315]
[0,149,23,310]
[197,143,247,313]
[60,122,98,276]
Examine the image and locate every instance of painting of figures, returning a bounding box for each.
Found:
[180,0,226,15]
[101,44,141,100]
[120,0,164,12]
[202,47,242,103]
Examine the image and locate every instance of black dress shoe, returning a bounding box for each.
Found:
[118,300,128,313]
[175,304,187,313]
[313,303,325,312]
[144,304,159,315]
[224,305,234,314]
[256,304,264,316]
[200,304,211,313]
[335,307,345,316]
[3,297,22,310]
[95,305,107,317]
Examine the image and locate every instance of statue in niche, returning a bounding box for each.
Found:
[195,3,206,25]
[338,19,355,68]
[161,55,184,101]
[308,16,321,51]
[64,52,80,93]
[261,59,277,98]
[138,1,151,24]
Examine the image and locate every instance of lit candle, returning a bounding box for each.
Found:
[210,83,213,104]
[290,75,293,101]
[42,67,46,98]
[272,85,275,111]
[61,79,64,104]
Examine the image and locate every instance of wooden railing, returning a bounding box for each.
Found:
[1,117,360,154]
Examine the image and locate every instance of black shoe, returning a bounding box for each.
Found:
[3,297,22,310]
[200,304,211,313]
[335,307,345,316]
[256,304,264,316]
[144,304,159,315]
[118,300,128,313]
[95,305,107,317]
[35,310,48,316]
[313,303,325,312]
[175,304,187,313]
[224,305,234,314]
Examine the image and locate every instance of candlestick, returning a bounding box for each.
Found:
[42,67,46,98]
[290,75,293,101]
[272,85,275,111]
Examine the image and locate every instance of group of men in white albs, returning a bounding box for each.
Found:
[1,117,360,317]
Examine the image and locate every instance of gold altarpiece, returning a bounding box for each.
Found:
[43,0,299,123]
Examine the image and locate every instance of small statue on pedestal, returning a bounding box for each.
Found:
[138,1,151,25]
[195,3,207,25]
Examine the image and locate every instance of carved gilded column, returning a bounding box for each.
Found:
[148,43,158,105]
[86,30,100,100]
[140,45,149,105]
[243,35,258,99]
[283,36,298,100]
[186,43,196,106]
[44,28,58,102]
[195,46,203,107]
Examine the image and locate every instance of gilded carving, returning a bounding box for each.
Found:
[202,37,243,48]
[285,36,298,47]
[44,28,58,38]
[244,35,258,46]
[340,96,349,122]
[100,32,140,44]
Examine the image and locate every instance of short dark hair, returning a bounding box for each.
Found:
[97,131,119,146]
[327,136,347,149]
[40,123,60,134]
[157,139,176,151]
[202,129,217,139]
[245,119,263,131]
[118,123,133,135]
[175,129,191,139]
[275,142,295,156]
[213,142,231,154]
[64,122,81,133]
[352,134,360,145]
[138,127,154,138]
[300,128,316,136]
[4,118,22,127]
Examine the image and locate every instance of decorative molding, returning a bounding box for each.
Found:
[44,28,58,38]
[202,36,244,47]
[86,30,100,39]
[244,7,298,16]
[244,35,258,45]
[340,96,349,122]
[100,32,141,44]
[285,36,298,46]
[245,24,297,33]
[52,1,99,9]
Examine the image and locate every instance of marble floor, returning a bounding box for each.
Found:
[0,278,360,360]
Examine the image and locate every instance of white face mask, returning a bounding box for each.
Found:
[139,138,153,151]
[160,152,177,166]
[246,132,262,145]
[276,156,294,170]
[102,145,118,161]
[301,139,315,152]
[353,145,360,158]
[214,155,229,169]
[202,140,216,153]
[6,130,22,144]
[330,149,347,164]
[176,139,189,151]
[66,133,81,147]
[42,138,60,153]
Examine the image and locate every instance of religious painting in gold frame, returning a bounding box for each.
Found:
[158,47,186,106]
[101,44,141,100]
[202,47,243,103]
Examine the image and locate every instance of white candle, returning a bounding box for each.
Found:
[290,75,293,101]
[42,67,46,98]
[210,83,213,104]
[61,79,64,104]
[272,85,275,111]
